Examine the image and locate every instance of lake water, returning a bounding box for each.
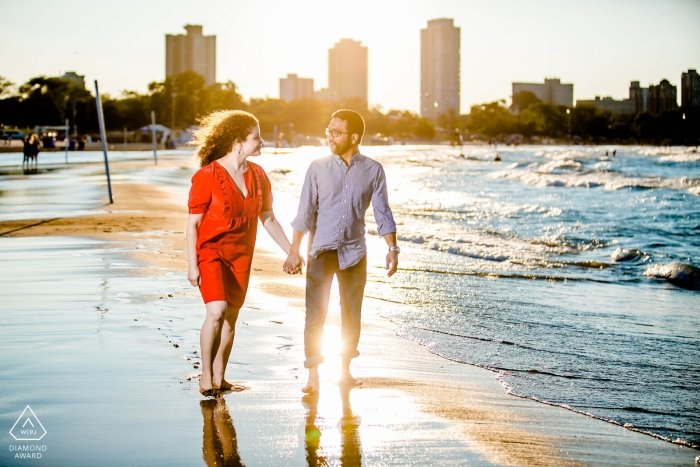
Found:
[266,144,699,449]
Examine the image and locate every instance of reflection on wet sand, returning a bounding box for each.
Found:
[201,398,245,467]
[303,387,362,467]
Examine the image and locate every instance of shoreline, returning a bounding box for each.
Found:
[1,156,697,465]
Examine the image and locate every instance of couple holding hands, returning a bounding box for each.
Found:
[186,109,399,397]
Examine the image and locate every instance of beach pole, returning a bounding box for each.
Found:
[124,127,127,153]
[94,80,114,204]
[64,118,69,163]
[151,111,158,165]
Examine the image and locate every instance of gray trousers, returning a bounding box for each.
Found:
[303,250,367,368]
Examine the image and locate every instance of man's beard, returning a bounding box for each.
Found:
[330,139,352,155]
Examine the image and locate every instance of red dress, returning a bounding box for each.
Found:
[188,160,273,307]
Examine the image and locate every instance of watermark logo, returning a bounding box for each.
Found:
[9,406,47,441]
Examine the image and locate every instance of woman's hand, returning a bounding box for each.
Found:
[188,265,201,287]
[283,251,305,275]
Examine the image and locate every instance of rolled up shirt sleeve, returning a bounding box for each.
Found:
[188,169,211,214]
[371,165,397,236]
[291,164,318,233]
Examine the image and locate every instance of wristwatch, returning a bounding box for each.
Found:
[388,246,401,254]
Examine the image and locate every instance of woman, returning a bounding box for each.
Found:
[186,110,300,396]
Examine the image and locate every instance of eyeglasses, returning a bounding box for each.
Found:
[325,128,349,138]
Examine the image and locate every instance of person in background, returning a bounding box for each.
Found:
[27,134,41,168]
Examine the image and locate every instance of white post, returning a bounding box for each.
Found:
[273,124,278,154]
[94,80,113,204]
[151,111,158,165]
[64,118,69,163]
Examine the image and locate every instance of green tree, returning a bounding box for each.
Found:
[466,101,518,137]
[512,90,541,112]
[0,76,14,98]
[414,118,436,140]
[520,102,569,137]
[570,105,612,141]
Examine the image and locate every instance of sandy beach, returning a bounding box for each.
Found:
[0,150,697,466]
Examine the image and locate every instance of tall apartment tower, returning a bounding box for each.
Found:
[328,39,368,102]
[629,81,649,114]
[166,25,216,85]
[648,79,678,115]
[421,18,461,119]
[681,69,700,108]
[280,74,314,102]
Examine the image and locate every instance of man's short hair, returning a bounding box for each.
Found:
[332,109,365,143]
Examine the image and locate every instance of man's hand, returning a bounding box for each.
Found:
[283,250,305,275]
[386,251,398,277]
[188,265,201,287]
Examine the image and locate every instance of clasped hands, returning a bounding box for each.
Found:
[283,250,305,275]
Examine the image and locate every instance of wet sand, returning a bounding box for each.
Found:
[0,154,696,466]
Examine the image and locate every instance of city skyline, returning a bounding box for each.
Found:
[1,0,698,113]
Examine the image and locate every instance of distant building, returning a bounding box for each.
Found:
[629,81,648,114]
[681,69,700,108]
[279,74,314,102]
[166,25,216,85]
[512,78,574,109]
[647,79,678,115]
[61,71,85,89]
[328,39,368,103]
[421,18,461,119]
[576,96,636,115]
[314,88,333,101]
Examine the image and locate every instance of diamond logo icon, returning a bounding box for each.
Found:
[9,406,47,441]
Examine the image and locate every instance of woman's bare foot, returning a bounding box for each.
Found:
[219,379,249,392]
[302,368,320,394]
[199,373,217,396]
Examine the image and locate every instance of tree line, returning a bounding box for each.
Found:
[468,91,699,145]
[0,72,697,145]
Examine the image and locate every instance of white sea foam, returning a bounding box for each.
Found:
[610,248,646,262]
[644,262,700,290]
[491,169,700,195]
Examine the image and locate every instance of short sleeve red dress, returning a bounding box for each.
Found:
[188,160,273,307]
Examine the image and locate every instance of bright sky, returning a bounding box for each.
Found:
[1,0,698,113]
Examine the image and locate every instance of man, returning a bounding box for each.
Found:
[284,109,399,393]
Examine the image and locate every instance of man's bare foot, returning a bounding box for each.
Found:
[219,379,249,392]
[338,373,363,387]
[302,369,320,394]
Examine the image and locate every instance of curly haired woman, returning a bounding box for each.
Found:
[187,110,301,396]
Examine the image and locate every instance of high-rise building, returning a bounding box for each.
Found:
[647,79,678,115]
[629,81,648,114]
[575,96,636,115]
[61,71,85,89]
[512,78,573,109]
[421,18,461,119]
[328,39,368,102]
[279,74,314,102]
[681,69,700,108]
[166,25,216,85]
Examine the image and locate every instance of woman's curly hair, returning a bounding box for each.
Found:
[189,110,259,167]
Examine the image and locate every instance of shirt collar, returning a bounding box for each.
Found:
[333,151,364,168]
